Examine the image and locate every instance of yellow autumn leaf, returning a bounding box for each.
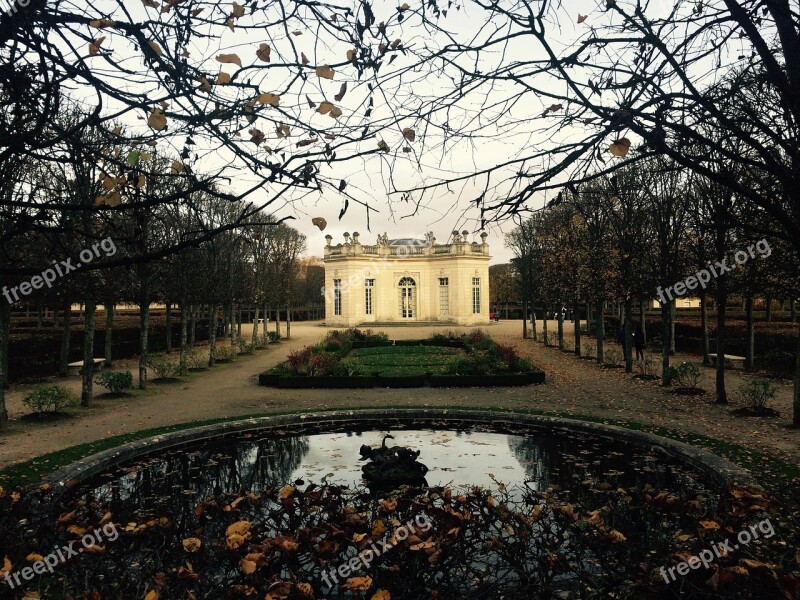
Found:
[147,40,163,56]
[329,106,343,118]
[226,521,251,537]
[257,93,280,106]
[278,485,296,499]
[101,176,116,190]
[347,49,357,61]
[371,591,391,600]
[144,591,158,600]
[609,137,631,157]
[90,19,115,29]
[215,72,232,85]
[136,175,146,188]
[170,161,185,175]
[147,107,167,131]
[402,128,416,142]
[317,101,334,115]
[377,140,389,152]
[315,65,335,80]
[26,554,44,562]
[88,37,106,56]
[256,43,271,62]
[240,557,257,574]
[216,53,242,68]
[232,1,245,17]
[182,538,202,552]
[342,577,373,591]
[699,520,720,530]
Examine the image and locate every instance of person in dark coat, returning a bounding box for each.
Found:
[633,323,645,360]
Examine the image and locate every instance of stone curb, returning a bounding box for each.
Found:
[42,409,758,505]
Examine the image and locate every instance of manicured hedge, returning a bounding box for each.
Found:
[258,370,545,388]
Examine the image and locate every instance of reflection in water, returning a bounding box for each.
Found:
[80,428,708,518]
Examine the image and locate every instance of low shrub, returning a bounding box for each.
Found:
[489,343,521,371]
[445,354,495,376]
[215,346,236,362]
[94,371,133,394]
[638,357,659,378]
[584,342,596,358]
[737,379,777,410]
[186,348,206,369]
[667,361,701,389]
[603,347,621,367]
[146,353,177,379]
[287,346,316,375]
[236,338,255,354]
[267,331,281,343]
[23,386,77,414]
[308,351,338,376]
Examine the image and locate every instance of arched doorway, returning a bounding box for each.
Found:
[398,277,416,319]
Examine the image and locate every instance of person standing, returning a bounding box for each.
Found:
[633,323,645,361]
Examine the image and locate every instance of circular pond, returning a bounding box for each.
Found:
[2,411,783,600]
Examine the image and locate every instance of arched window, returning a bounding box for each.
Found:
[398,277,416,319]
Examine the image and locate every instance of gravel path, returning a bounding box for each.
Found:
[1,320,797,472]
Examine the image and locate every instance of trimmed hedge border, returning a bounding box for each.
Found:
[258,370,544,388]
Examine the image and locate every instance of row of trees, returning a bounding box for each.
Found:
[507,157,800,425]
[0,104,318,428]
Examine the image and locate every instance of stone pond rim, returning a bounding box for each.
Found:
[41,408,759,505]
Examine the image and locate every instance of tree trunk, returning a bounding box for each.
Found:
[701,291,710,366]
[263,302,269,336]
[715,280,728,404]
[165,302,173,352]
[36,304,43,329]
[275,306,281,335]
[59,297,71,377]
[237,306,242,337]
[139,300,150,390]
[531,301,537,340]
[189,304,196,347]
[286,302,292,340]
[670,299,676,354]
[557,305,564,350]
[81,298,96,407]
[542,307,549,345]
[745,294,755,370]
[595,300,604,364]
[208,304,218,367]
[661,300,673,386]
[793,334,800,427]
[791,299,797,323]
[765,294,772,322]
[0,299,7,392]
[624,296,633,373]
[0,299,9,429]
[522,299,528,338]
[230,301,238,360]
[252,305,261,344]
[639,299,646,345]
[574,302,581,356]
[104,303,114,367]
[178,299,188,375]
[586,304,592,336]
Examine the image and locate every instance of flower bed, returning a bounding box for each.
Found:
[259,329,544,388]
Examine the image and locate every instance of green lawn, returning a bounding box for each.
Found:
[346,346,462,376]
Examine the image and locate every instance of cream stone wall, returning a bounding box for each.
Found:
[323,231,491,326]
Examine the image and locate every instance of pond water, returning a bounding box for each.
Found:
[74,425,714,513]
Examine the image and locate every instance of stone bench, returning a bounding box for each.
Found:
[67,358,105,376]
[708,354,746,369]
